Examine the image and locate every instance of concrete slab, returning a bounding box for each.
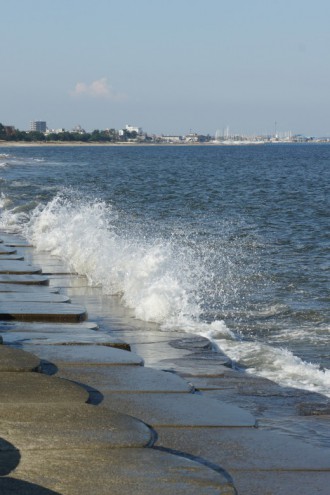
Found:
[0,292,70,303]
[186,368,274,390]
[21,259,76,275]
[25,344,144,367]
[38,266,78,275]
[2,330,129,350]
[0,234,27,245]
[0,284,58,293]
[3,241,32,247]
[228,470,330,495]
[0,372,89,404]
[128,340,192,367]
[20,253,74,273]
[18,251,61,261]
[49,275,91,288]
[0,274,49,285]
[108,329,199,345]
[155,426,330,470]
[170,336,214,351]
[99,332,211,368]
[0,477,61,494]
[100,392,256,427]
[0,321,98,333]
[189,373,330,449]
[4,448,236,495]
[0,261,41,274]
[56,365,192,393]
[0,255,24,260]
[0,246,17,255]
[156,353,232,375]
[0,403,152,449]
[0,346,40,371]
[0,302,87,322]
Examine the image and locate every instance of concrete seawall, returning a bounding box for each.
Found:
[0,231,329,494]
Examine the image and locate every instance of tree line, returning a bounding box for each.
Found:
[0,124,142,143]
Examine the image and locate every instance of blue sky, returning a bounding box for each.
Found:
[1,0,330,135]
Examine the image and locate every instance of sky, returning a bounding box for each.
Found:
[1,0,330,136]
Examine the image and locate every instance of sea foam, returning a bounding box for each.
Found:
[216,337,330,397]
[23,192,211,328]
[3,189,328,397]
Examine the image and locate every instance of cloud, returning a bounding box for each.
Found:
[70,77,126,101]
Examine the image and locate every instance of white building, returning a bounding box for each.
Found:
[45,128,65,134]
[161,135,182,143]
[124,124,143,134]
[71,125,86,134]
[184,132,199,142]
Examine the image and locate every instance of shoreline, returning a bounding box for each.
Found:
[0,140,250,148]
[0,230,329,493]
[1,140,328,148]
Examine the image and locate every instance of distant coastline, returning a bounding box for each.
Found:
[1,140,329,148]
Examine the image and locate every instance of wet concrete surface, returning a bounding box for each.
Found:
[0,232,329,495]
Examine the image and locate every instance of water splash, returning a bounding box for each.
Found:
[23,191,210,327]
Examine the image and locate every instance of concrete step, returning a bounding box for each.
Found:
[0,403,152,450]
[0,346,40,372]
[57,365,193,394]
[155,353,233,375]
[0,372,89,404]
[0,246,17,255]
[1,448,236,495]
[25,344,144,367]
[0,255,25,260]
[49,275,91,289]
[0,292,70,303]
[0,274,49,285]
[3,241,32,247]
[0,321,98,332]
[155,426,330,495]
[100,392,256,427]
[0,302,87,322]
[0,261,42,274]
[2,330,128,350]
[0,284,58,293]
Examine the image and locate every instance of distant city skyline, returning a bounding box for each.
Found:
[2,0,330,136]
[10,120,322,139]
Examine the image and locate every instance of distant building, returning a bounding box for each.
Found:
[45,128,65,134]
[30,121,47,133]
[184,132,199,143]
[124,124,143,134]
[71,124,86,134]
[3,126,15,137]
[161,135,182,143]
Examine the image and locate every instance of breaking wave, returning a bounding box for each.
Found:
[1,188,328,397]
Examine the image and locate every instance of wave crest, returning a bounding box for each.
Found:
[23,192,207,326]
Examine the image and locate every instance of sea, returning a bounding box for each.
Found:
[0,144,329,399]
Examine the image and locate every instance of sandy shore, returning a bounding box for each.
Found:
[0,141,218,148]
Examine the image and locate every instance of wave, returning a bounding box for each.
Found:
[0,193,11,210]
[2,189,328,397]
[0,194,29,230]
[215,337,330,397]
[22,192,217,326]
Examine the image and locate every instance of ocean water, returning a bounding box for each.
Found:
[0,144,329,397]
